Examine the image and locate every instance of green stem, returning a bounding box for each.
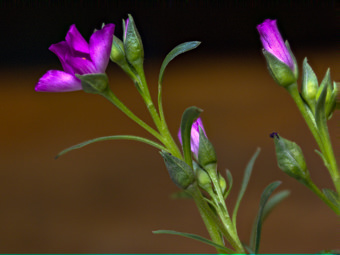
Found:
[286,83,340,195]
[186,183,239,254]
[100,88,164,143]
[205,164,244,252]
[305,180,340,215]
[286,83,323,150]
[136,69,182,159]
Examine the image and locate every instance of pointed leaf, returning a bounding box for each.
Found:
[158,41,201,85]
[224,169,233,199]
[180,106,203,168]
[322,188,340,209]
[56,135,167,159]
[232,148,261,226]
[157,41,200,125]
[249,181,281,254]
[262,190,290,221]
[153,230,234,254]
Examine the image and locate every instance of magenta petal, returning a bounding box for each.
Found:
[65,55,97,75]
[49,41,74,74]
[65,24,90,54]
[257,19,294,70]
[35,70,82,92]
[89,23,115,72]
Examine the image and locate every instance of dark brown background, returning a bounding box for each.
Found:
[0,0,339,253]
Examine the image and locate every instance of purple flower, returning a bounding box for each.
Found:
[178,117,207,158]
[35,23,115,92]
[257,19,294,70]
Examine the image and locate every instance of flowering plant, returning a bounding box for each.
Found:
[36,15,339,253]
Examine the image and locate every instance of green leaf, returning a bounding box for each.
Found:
[198,127,217,167]
[232,148,261,226]
[315,78,328,132]
[153,230,234,254]
[249,181,281,254]
[180,106,203,168]
[56,135,167,159]
[322,188,340,209]
[301,58,318,112]
[262,190,290,221]
[224,169,233,199]
[157,41,200,124]
[158,41,201,85]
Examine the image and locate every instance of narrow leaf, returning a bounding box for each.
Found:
[262,190,290,221]
[158,41,201,85]
[224,169,233,199]
[322,188,340,209]
[158,41,200,125]
[180,106,203,168]
[249,181,281,254]
[56,135,167,159]
[153,230,234,254]
[232,148,261,226]
[315,80,328,132]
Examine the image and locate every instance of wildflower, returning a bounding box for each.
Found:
[35,23,115,92]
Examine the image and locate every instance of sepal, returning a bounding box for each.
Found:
[160,151,195,189]
[262,49,297,87]
[76,73,109,94]
[198,127,217,168]
[301,58,318,112]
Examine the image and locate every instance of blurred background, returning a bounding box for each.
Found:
[0,0,339,253]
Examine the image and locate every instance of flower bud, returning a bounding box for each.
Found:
[270,132,310,184]
[110,35,136,80]
[257,19,298,87]
[123,14,144,72]
[178,117,207,159]
[194,163,213,192]
[316,69,337,119]
[198,127,217,168]
[76,73,109,94]
[160,151,195,189]
[301,58,318,112]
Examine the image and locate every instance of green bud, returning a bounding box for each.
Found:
[76,73,109,94]
[160,151,195,189]
[196,166,213,192]
[316,69,337,119]
[110,35,137,80]
[198,127,217,168]
[123,14,144,72]
[270,132,310,184]
[219,173,227,195]
[262,49,297,87]
[301,58,318,112]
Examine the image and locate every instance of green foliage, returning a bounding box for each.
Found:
[153,230,235,254]
[249,181,282,254]
[232,148,261,226]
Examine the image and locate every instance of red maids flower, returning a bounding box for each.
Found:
[35,24,115,92]
[257,19,294,71]
[178,117,207,158]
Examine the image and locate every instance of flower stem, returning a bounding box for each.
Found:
[186,183,242,254]
[100,88,164,143]
[286,83,340,195]
[136,68,182,159]
[204,164,244,252]
[305,180,340,215]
